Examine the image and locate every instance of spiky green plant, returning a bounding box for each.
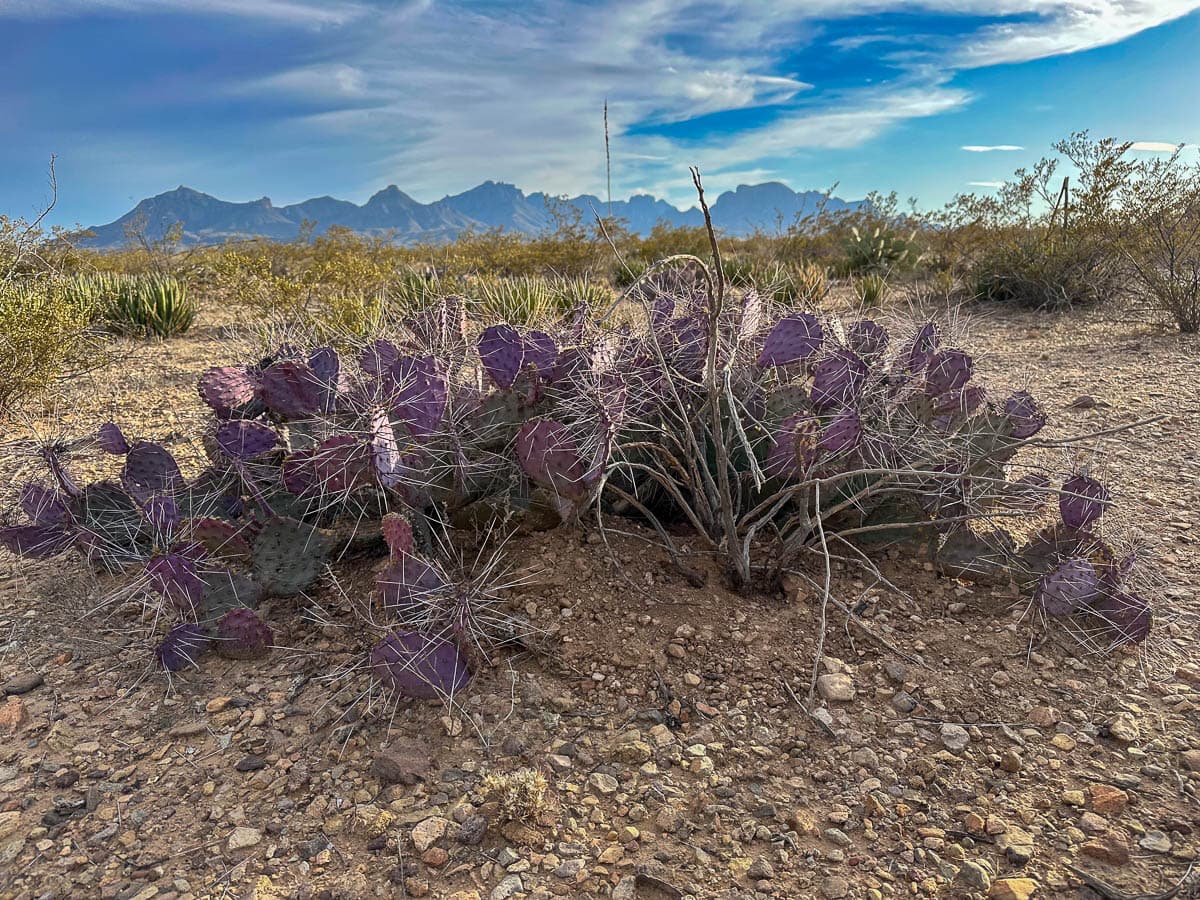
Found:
[103,273,196,338]
[467,275,562,326]
[854,272,889,308]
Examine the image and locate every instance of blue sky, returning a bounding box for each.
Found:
[2,0,1199,228]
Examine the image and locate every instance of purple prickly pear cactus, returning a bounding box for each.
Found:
[899,322,940,373]
[283,436,372,496]
[156,623,210,672]
[819,410,863,454]
[143,495,181,532]
[96,422,131,455]
[122,442,183,501]
[361,339,401,378]
[515,420,587,498]
[924,349,973,397]
[1088,590,1152,645]
[216,608,273,659]
[757,314,823,367]
[370,630,471,699]
[845,320,889,361]
[478,324,525,389]
[198,366,259,417]
[0,524,73,559]
[1034,557,1100,616]
[766,413,822,479]
[19,483,68,526]
[378,554,446,620]
[215,420,279,460]
[259,360,325,419]
[811,349,868,410]
[191,517,252,562]
[382,512,414,558]
[524,331,558,376]
[369,408,402,486]
[1059,474,1110,530]
[146,551,205,615]
[386,355,447,440]
[1003,391,1046,439]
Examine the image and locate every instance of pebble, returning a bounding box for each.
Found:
[1106,712,1140,743]
[2,673,43,695]
[226,827,262,851]
[490,875,523,900]
[1087,783,1128,816]
[940,724,970,752]
[820,875,850,898]
[989,878,1038,899]
[588,773,619,796]
[412,817,450,852]
[1139,830,1171,852]
[816,674,855,702]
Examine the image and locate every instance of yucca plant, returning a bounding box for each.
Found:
[854,272,889,308]
[467,275,560,326]
[548,276,611,312]
[105,273,196,339]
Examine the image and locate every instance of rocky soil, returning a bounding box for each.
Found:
[1,299,1198,900]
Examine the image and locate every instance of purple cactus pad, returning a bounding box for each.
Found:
[1059,474,1110,530]
[216,608,273,659]
[96,422,131,455]
[360,339,401,378]
[845,320,889,361]
[121,442,183,501]
[143,495,181,532]
[156,623,210,672]
[1034,557,1101,616]
[0,525,73,559]
[382,513,414,558]
[819,410,864,454]
[811,349,869,410]
[146,552,205,615]
[259,361,326,419]
[215,420,279,460]
[386,355,447,440]
[198,366,259,417]
[924,349,974,397]
[515,419,587,498]
[766,413,822,479]
[478,324,525,389]
[19,483,68,526]
[757,314,824,367]
[524,331,558,375]
[1089,590,1153,646]
[899,322,940,373]
[370,630,471,699]
[1003,391,1046,439]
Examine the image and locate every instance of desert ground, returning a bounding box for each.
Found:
[1,296,1198,900]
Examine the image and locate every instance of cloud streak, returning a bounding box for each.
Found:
[962,145,1024,152]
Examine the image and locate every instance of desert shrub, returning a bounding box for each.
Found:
[1115,149,1200,333]
[0,278,99,410]
[939,132,1131,310]
[466,275,569,325]
[99,273,196,338]
[841,223,919,274]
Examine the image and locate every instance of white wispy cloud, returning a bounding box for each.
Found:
[962,145,1024,152]
[0,0,367,26]
[969,181,1006,187]
[1129,140,1185,151]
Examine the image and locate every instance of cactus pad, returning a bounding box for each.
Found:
[216,608,273,659]
[0,524,73,559]
[811,349,868,410]
[251,517,329,595]
[1088,590,1152,646]
[259,360,325,419]
[146,551,205,615]
[1034,557,1100,616]
[156,623,210,672]
[386,355,447,440]
[1059,474,1110,530]
[478,324,525,389]
[96,422,131,455]
[819,410,863,454]
[757,314,824,367]
[845,319,889,361]
[19,483,68,526]
[216,420,279,460]
[1003,391,1046,439]
[766,413,822,479]
[924,349,974,397]
[515,419,587,498]
[370,629,471,699]
[198,366,259,418]
[121,441,184,502]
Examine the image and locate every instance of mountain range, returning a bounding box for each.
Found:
[78,181,864,249]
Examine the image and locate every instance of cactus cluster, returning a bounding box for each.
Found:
[0,267,1164,700]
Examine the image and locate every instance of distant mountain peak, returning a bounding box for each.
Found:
[79,180,863,249]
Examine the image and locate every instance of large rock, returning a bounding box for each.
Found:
[411,817,450,853]
[371,739,432,785]
[816,674,855,702]
[989,879,1038,899]
[227,826,262,851]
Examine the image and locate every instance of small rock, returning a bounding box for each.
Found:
[1062,790,1085,806]
[456,816,487,846]
[1081,832,1130,866]
[820,875,850,899]
[941,724,970,752]
[235,754,266,772]
[1106,712,1140,743]
[411,817,450,853]
[816,674,855,702]
[2,673,43,695]
[0,697,26,732]
[999,750,1023,773]
[747,857,774,880]
[1087,784,1128,816]
[206,696,233,714]
[1027,706,1060,727]
[959,860,994,891]
[0,811,20,840]
[371,740,432,785]
[1139,830,1171,853]
[227,826,262,851]
[1180,749,1200,772]
[490,875,523,900]
[588,772,619,796]
[891,691,917,713]
[989,878,1038,899]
